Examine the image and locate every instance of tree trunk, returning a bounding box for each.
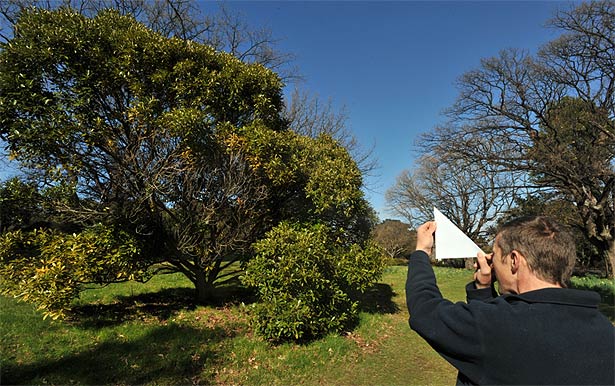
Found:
[606,238,615,279]
[194,269,216,303]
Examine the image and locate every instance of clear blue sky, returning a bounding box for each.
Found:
[217,0,574,221]
[0,1,576,221]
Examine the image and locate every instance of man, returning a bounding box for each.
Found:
[406,216,614,385]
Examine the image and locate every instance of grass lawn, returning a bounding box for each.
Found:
[1,266,612,385]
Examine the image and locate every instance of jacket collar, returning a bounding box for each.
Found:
[502,287,601,308]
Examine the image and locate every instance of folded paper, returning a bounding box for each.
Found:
[433,207,483,260]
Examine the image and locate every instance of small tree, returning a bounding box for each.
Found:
[372,219,415,261]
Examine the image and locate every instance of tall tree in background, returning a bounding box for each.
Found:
[422,1,615,276]
[371,219,415,260]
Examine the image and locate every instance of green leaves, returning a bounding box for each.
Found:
[242,222,385,342]
[228,124,365,220]
[0,224,146,319]
[0,6,378,324]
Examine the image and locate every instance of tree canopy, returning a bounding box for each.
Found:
[0,7,381,321]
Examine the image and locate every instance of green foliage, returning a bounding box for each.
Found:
[0,177,40,232]
[0,224,146,319]
[0,6,378,324]
[230,126,364,213]
[530,97,614,184]
[227,124,375,243]
[242,222,385,342]
[570,275,615,305]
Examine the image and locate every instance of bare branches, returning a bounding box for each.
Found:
[285,88,378,178]
[386,154,520,240]
[417,1,615,274]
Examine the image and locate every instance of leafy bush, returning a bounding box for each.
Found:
[570,275,615,304]
[242,222,385,342]
[0,224,146,319]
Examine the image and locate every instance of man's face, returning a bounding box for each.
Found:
[492,235,517,294]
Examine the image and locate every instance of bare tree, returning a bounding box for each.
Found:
[386,153,521,242]
[422,1,615,276]
[372,219,415,260]
[285,88,378,177]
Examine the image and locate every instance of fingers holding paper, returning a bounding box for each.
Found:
[416,221,437,255]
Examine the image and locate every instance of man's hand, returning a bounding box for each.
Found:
[415,221,436,255]
[473,251,493,289]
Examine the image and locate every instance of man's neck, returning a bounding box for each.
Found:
[518,277,562,293]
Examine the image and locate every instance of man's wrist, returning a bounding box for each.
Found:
[415,245,432,255]
[474,281,491,289]
[466,282,495,302]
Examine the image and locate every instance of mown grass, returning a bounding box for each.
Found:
[1,266,612,385]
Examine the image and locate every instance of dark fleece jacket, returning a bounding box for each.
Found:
[406,250,615,385]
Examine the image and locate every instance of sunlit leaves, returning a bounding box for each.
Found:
[0,224,146,319]
[242,222,385,342]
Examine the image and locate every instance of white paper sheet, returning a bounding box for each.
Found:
[433,207,483,260]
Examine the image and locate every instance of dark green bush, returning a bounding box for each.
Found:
[570,275,615,304]
[242,222,384,342]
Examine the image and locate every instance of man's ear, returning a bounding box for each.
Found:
[510,250,521,274]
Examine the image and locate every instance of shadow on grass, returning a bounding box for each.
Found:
[208,277,257,307]
[355,283,400,315]
[68,287,198,329]
[1,324,233,385]
[69,281,256,329]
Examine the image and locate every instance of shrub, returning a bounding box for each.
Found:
[0,224,146,319]
[570,275,615,304]
[242,222,385,342]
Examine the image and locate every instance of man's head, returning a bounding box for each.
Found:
[493,216,576,291]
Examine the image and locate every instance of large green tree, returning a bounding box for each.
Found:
[422,1,615,277]
[0,8,378,317]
